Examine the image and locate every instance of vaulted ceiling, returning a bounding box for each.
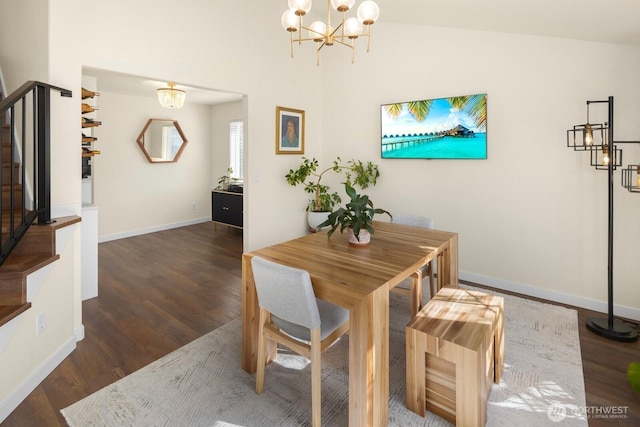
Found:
[88,1,640,105]
[377,0,640,46]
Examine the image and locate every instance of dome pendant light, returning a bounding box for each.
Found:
[157,82,186,109]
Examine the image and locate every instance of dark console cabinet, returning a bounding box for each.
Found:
[212,190,243,229]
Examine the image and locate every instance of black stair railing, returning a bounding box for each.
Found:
[0,81,72,266]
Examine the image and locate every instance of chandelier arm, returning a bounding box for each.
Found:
[299,24,322,35]
[328,22,344,38]
[297,34,328,43]
[290,31,294,58]
[351,39,355,64]
[332,38,356,49]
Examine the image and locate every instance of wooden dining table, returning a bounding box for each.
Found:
[241,221,458,426]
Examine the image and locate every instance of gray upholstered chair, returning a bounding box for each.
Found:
[391,213,437,315]
[251,256,349,427]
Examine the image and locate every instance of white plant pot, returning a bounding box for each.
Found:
[307,211,330,232]
[347,227,371,247]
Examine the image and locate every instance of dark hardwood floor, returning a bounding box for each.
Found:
[2,221,639,426]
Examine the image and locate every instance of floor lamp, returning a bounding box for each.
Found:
[567,96,638,343]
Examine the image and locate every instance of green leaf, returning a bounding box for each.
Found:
[628,362,640,393]
[286,156,383,213]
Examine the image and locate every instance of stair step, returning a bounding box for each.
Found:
[0,206,28,234]
[1,161,19,182]
[0,215,80,327]
[0,303,31,328]
[1,143,11,161]
[1,184,23,210]
[0,253,60,275]
[0,254,59,305]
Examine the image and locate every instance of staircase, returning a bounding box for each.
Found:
[0,216,80,325]
[0,81,76,328]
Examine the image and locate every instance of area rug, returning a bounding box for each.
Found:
[61,287,587,426]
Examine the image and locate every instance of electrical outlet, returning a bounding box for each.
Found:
[36,312,46,335]
[192,202,197,210]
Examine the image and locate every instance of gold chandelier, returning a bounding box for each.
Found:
[281,0,380,66]
[157,82,186,109]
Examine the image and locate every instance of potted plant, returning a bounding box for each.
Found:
[217,166,234,190]
[317,182,392,246]
[285,157,381,230]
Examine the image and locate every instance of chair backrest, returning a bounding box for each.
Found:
[392,213,434,230]
[251,256,321,330]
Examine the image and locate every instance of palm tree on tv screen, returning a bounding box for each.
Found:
[383,94,486,131]
[449,94,486,131]
[383,100,433,122]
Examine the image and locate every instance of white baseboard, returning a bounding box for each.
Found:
[460,270,640,322]
[0,335,76,423]
[98,217,211,243]
[74,324,85,342]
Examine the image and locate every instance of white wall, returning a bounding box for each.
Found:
[89,89,213,240]
[0,0,48,88]
[320,23,640,318]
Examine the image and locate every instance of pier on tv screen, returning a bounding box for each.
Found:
[380,93,487,159]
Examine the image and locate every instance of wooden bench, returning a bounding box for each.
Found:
[405,287,504,426]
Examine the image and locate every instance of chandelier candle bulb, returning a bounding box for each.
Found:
[637,166,640,187]
[282,10,298,32]
[309,21,326,41]
[290,0,312,15]
[331,0,354,12]
[344,17,363,38]
[356,0,380,25]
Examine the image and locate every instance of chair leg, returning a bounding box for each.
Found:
[410,269,423,318]
[310,327,322,427]
[427,262,436,298]
[255,308,268,394]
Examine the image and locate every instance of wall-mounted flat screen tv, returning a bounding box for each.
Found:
[380,93,487,159]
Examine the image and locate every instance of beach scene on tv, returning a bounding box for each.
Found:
[380,93,487,159]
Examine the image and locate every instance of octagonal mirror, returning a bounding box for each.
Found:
[136,118,188,163]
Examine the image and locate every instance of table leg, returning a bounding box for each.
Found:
[436,235,459,289]
[449,234,459,286]
[241,254,258,373]
[494,299,505,383]
[349,286,390,426]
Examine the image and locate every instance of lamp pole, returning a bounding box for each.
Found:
[584,96,637,342]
